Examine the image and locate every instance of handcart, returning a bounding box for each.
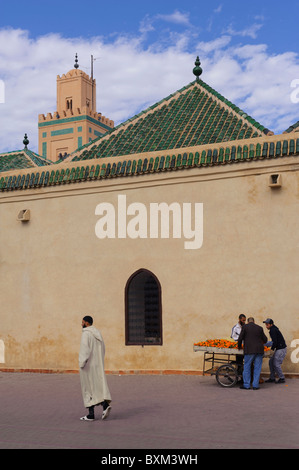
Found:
[193,345,272,388]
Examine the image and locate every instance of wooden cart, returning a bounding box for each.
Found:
[194,345,271,387]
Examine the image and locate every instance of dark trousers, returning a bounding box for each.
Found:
[88,401,109,417]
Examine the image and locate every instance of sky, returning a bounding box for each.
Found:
[0,0,299,153]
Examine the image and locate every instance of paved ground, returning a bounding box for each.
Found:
[0,372,298,450]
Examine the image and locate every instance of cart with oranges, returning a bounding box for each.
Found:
[193,339,271,388]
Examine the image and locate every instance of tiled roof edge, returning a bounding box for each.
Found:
[1,136,298,192]
[284,121,299,133]
[0,149,23,157]
[197,79,267,133]
[0,148,54,174]
[23,149,53,166]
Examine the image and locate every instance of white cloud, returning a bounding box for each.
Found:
[139,15,155,35]
[202,44,299,131]
[139,10,192,38]
[156,10,191,27]
[0,27,299,155]
[224,23,264,40]
[214,5,223,14]
[197,36,231,54]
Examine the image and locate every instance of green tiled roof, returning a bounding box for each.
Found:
[71,80,269,163]
[0,149,52,173]
[284,121,299,133]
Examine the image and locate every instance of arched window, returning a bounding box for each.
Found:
[125,269,162,346]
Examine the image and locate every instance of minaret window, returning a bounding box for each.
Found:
[66,99,73,111]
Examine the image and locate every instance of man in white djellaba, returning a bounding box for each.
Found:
[79,316,112,421]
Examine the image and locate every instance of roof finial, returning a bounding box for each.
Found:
[74,53,79,69]
[23,133,29,149]
[193,56,202,81]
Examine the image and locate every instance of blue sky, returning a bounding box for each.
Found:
[1,0,298,54]
[1,0,299,153]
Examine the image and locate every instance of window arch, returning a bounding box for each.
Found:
[125,269,162,346]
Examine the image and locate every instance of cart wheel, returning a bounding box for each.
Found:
[216,364,238,387]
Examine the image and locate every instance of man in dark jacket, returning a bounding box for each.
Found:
[263,318,287,383]
[238,317,267,390]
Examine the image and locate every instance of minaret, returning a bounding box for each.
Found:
[38,54,114,162]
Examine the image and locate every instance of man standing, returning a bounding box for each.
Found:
[231,314,246,341]
[79,316,112,421]
[263,318,287,384]
[231,314,246,377]
[238,317,267,390]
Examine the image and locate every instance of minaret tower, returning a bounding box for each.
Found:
[38,54,114,161]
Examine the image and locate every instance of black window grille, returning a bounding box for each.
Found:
[125,269,162,346]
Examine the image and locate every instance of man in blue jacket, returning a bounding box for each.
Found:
[263,318,287,384]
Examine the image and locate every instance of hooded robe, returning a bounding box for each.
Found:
[79,326,111,408]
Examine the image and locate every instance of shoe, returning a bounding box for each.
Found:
[276,378,285,384]
[102,405,111,420]
[239,385,250,390]
[253,387,260,390]
[80,415,95,421]
[265,378,275,383]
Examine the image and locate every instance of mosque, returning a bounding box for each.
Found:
[0,55,298,376]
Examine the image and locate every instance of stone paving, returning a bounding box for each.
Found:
[0,372,298,450]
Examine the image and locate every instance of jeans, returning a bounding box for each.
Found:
[243,354,264,388]
[269,348,287,380]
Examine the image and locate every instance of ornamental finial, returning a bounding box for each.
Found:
[23,133,29,149]
[74,53,79,69]
[193,56,202,81]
